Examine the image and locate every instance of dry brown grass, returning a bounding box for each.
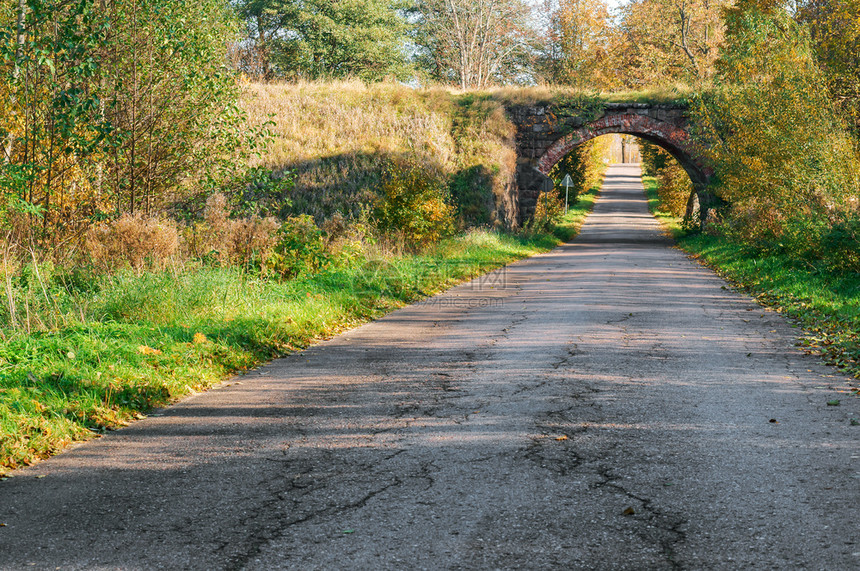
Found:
[183,193,279,268]
[239,80,519,228]
[242,80,456,170]
[489,83,694,106]
[86,214,180,274]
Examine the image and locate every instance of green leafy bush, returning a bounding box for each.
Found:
[549,138,608,206]
[373,159,455,249]
[527,191,565,234]
[640,141,692,218]
[821,212,860,274]
[266,215,329,279]
[691,6,860,259]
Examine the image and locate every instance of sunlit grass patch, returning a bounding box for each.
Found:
[642,175,683,231]
[0,217,602,475]
[599,84,693,104]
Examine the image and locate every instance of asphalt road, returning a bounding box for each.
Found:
[1,164,858,570]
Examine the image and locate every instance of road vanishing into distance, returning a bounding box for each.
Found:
[1,164,858,570]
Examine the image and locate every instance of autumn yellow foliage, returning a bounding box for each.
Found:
[693,6,860,269]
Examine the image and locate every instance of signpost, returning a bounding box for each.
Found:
[561,173,573,214]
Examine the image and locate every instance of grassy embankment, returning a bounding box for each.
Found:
[643,176,860,386]
[0,201,597,477]
[0,80,603,476]
[0,226,572,476]
[242,81,521,227]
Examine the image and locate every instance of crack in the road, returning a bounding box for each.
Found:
[511,378,549,396]
[550,344,580,370]
[607,312,635,325]
[523,407,588,476]
[492,312,530,346]
[225,473,405,571]
[593,466,687,570]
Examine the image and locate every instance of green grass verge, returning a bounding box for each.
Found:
[0,185,599,475]
[642,175,681,231]
[642,175,860,387]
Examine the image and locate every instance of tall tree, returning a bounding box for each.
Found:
[234,0,413,82]
[414,0,534,89]
[795,0,860,133]
[0,0,111,238]
[0,0,244,243]
[693,4,859,252]
[535,0,615,88]
[616,0,729,87]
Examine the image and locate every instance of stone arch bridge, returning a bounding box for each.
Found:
[507,101,713,225]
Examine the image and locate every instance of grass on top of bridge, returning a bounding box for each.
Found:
[490,83,694,106]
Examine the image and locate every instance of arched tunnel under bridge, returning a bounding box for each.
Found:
[509,102,713,225]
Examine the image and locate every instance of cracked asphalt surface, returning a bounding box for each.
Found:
[1,164,859,570]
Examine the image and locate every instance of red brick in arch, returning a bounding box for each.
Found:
[510,102,716,226]
[536,114,701,180]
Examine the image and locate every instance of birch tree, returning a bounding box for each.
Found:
[415,0,534,89]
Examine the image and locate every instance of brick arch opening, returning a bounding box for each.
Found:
[536,114,711,194]
[511,102,717,226]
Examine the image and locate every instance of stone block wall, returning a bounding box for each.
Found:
[506,102,709,224]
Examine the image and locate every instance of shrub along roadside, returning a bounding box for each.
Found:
[643,176,860,386]
[0,184,599,476]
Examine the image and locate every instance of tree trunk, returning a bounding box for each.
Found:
[4,0,27,163]
[257,15,270,80]
[15,0,25,67]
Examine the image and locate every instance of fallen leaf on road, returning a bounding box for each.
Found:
[769,419,778,424]
[623,507,636,516]
[555,435,568,441]
[342,529,355,534]
[827,400,841,406]
[850,419,859,426]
